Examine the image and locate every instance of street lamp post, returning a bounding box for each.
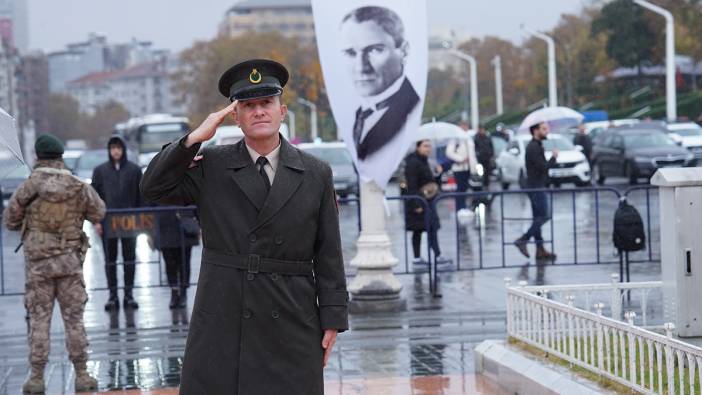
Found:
[286,109,295,139]
[492,56,504,116]
[447,47,479,131]
[634,0,676,122]
[297,97,318,141]
[523,26,557,107]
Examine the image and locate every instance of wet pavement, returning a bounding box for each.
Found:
[0,179,665,393]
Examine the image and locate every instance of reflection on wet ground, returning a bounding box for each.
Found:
[0,262,663,393]
[80,374,508,394]
[0,182,665,393]
[324,374,510,395]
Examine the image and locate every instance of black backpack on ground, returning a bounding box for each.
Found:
[613,199,646,252]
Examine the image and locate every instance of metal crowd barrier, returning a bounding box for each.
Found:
[0,206,198,296]
[0,186,659,297]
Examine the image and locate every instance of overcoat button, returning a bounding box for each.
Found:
[274,236,284,245]
[243,310,252,319]
[249,234,257,243]
[271,310,280,319]
[270,273,278,281]
[247,273,255,281]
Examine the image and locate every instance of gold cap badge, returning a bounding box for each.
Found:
[249,68,262,84]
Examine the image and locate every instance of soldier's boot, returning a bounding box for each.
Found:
[177,287,187,309]
[104,290,119,311]
[169,288,179,309]
[123,289,139,310]
[74,362,98,392]
[22,365,45,394]
[536,245,557,260]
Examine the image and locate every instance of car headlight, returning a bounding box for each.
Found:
[686,153,694,161]
[634,157,652,164]
[475,163,484,177]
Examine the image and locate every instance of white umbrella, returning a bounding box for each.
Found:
[518,106,584,133]
[0,108,25,179]
[417,121,471,142]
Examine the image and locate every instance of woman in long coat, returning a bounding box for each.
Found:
[404,139,448,265]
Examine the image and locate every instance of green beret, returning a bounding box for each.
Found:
[34,134,64,156]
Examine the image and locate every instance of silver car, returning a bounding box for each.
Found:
[297,142,359,198]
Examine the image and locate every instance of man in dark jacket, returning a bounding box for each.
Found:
[140,59,348,394]
[473,126,494,188]
[514,122,558,260]
[573,123,593,166]
[91,135,143,310]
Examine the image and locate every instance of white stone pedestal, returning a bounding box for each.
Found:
[348,181,406,313]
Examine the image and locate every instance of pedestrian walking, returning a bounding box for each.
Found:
[3,134,105,394]
[91,135,143,311]
[573,123,593,166]
[514,122,558,260]
[473,126,494,188]
[493,123,510,142]
[140,59,348,394]
[445,122,477,217]
[404,139,450,266]
[155,208,199,309]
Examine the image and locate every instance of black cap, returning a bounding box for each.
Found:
[218,59,289,102]
[34,134,64,156]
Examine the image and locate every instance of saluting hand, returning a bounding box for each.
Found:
[322,329,338,367]
[185,100,238,148]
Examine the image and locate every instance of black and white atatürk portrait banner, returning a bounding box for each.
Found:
[312,0,427,189]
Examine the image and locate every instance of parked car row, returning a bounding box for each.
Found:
[592,124,697,185]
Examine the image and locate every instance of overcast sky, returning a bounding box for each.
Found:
[28,0,589,53]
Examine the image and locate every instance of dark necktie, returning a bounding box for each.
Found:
[256,156,271,193]
[353,107,374,151]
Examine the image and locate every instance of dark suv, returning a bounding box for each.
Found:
[592,126,695,185]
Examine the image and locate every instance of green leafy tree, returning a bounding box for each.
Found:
[80,101,130,145]
[46,93,81,141]
[591,0,659,82]
[47,94,130,147]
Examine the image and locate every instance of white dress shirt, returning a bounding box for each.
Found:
[245,142,281,185]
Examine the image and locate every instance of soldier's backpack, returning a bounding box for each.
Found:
[612,199,646,252]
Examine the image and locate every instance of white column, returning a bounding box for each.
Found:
[449,49,479,131]
[286,109,296,139]
[634,0,677,122]
[524,27,558,107]
[492,56,504,115]
[297,97,318,141]
[348,181,406,312]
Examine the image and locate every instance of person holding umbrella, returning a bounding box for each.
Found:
[404,139,450,265]
[514,122,558,260]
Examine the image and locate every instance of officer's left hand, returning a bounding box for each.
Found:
[322,329,338,367]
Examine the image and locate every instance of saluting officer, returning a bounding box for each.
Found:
[141,59,349,394]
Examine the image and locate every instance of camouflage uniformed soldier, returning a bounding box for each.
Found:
[3,134,106,394]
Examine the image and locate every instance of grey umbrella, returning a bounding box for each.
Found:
[0,108,25,179]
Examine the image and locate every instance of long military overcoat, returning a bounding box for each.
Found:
[140,135,349,394]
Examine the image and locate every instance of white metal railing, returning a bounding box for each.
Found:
[507,284,702,394]
[505,275,663,327]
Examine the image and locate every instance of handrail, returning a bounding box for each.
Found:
[508,283,700,394]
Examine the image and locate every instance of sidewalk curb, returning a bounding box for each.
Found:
[474,340,612,395]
